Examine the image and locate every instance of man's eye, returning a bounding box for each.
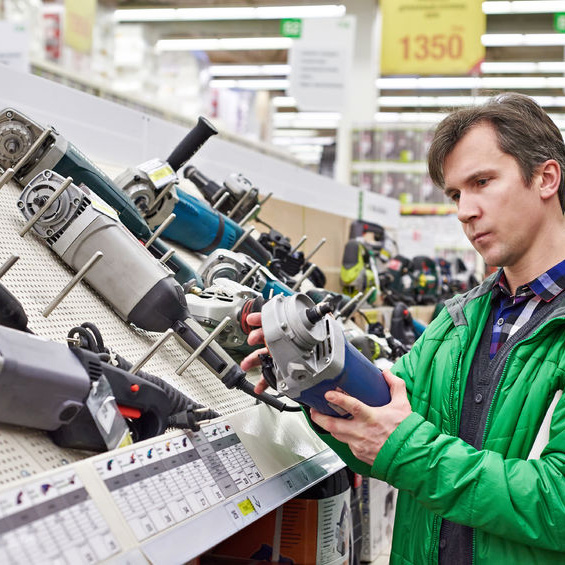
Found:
[449,192,460,202]
[477,178,489,186]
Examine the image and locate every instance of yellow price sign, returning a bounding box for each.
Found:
[380,0,486,75]
[64,0,97,53]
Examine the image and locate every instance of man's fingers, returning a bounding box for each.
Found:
[240,346,269,371]
[325,390,368,418]
[247,327,265,346]
[254,377,270,395]
[382,369,407,397]
[246,312,262,327]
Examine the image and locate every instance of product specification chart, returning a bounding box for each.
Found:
[95,423,263,542]
[0,468,120,564]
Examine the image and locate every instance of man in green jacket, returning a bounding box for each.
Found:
[241,93,565,563]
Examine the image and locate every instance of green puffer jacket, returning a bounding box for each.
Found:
[312,274,565,564]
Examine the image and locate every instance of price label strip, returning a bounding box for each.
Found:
[95,423,263,542]
[0,469,120,564]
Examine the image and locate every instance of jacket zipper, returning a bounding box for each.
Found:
[430,351,462,564]
[471,319,561,564]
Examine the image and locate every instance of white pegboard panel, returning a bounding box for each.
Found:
[0,178,261,485]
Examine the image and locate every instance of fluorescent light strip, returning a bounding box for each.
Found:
[377,95,565,108]
[483,1,565,14]
[156,37,292,52]
[375,112,447,124]
[115,5,345,22]
[210,78,289,90]
[272,137,335,145]
[272,96,297,108]
[481,61,565,73]
[378,76,565,90]
[210,65,291,77]
[482,34,565,46]
[274,129,320,136]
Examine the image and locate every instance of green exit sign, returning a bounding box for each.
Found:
[281,18,302,38]
[554,13,565,32]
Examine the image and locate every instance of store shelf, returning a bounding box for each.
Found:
[0,74,346,562]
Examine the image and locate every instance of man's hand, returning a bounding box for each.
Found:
[240,312,271,394]
[310,369,412,465]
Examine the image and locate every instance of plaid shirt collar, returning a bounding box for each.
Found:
[493,258,565,303]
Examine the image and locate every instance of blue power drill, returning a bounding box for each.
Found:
[260,293,391,417]
[113,125,272,266]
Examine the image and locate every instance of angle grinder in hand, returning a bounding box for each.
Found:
[260,293,391,418]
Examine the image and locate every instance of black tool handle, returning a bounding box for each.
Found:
[167,117,218,171]
[0,282,31,332]
[184,165,223,204]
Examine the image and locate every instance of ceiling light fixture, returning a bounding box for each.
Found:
[209,65,291,77]
[378,76,565,89]
[115,5,346,22]
[482,34,565,46]
[210,78,289,90]
[483,1,565,14]
[156,37,293,52]
[481,61,565,73]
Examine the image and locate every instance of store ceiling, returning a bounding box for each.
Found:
[103,2,565,163]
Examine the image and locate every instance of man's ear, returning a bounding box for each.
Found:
[538,159,561,201]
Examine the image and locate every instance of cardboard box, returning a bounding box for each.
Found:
[208,489,352,565]
[360,478,397,562]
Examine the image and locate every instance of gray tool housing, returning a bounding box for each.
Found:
[198,249,267,292]
[113,164,179,229]
[0,325,90,430]
[262,293,346,399]
[18,170,185,331]
[185,278,261,349]
[0,108,67,183]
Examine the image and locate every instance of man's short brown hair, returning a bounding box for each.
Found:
[428,93,565,212]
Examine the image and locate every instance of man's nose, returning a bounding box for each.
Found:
[457,192,480,223]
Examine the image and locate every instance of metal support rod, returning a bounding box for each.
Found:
[0,168,15,189]
[42,251,103,317]
[212,191,230,210]
[12,128,53,175]
[344,285,376,323]
[159,248,175,265]
[145,213,176,248]
[303,238,327,264]
[130,329,175,374]
[338,291,363,319]
[292,263,316,291]
[228,186,254,218]
[239,262,261,286]
[19,176,73,237]
[290,235,308,255]
[176,316,231,375]
[0,254,19,279]
[259,192,273,207]
[231,226,254,252]
[238,204,261,226]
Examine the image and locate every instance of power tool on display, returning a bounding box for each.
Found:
[198,249,293,299]
[256,228,327,288]
[341,221,397,304]
[183,164,261,224]
[0,323,217,452]
[259,293,391,418]
[184,278,265,355]
[15,172,297,414]
[0,107,201,285]
[113,127,272,266]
